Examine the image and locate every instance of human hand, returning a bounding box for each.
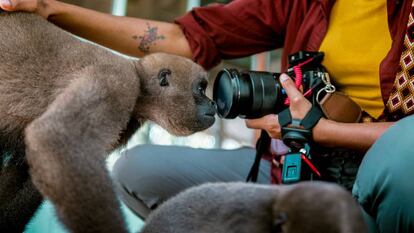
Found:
[0,0,52,18]
[245,73,312,139]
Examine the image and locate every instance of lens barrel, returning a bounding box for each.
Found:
[213,69,285,119]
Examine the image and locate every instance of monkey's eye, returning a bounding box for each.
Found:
[158,68,171,87]
[198,86,206,95]
[198,80,207,95]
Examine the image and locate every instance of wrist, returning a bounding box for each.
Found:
[43,0,64,20]
[312,118,334,147]
[35,0,54,19]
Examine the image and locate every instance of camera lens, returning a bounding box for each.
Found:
[213,69,285,119]
[213,69,234,118]
[213,69,248,119]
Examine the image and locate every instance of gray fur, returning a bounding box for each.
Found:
[142,182,367,233]
[0,12,215,233]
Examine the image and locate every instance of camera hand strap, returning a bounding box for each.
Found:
[300,106,324,130]
[279,105,324,145]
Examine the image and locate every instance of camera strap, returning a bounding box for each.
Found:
[246,130,270,182]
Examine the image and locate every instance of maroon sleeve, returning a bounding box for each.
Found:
[174,0,289,70]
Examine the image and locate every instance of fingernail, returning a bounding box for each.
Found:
[280,73,289,83]
[1,0,11,7]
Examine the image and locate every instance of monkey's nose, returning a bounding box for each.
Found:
[210,101,217,112]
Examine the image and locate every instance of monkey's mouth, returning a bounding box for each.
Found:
[202,113,216,126]
[204,112,215,118]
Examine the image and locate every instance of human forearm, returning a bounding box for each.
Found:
[246,75,395,151]
[48,1,191,57]
[2,0,192,58]
[313,118,394,151]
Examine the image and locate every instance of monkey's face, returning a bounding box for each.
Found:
[135,53,216,136]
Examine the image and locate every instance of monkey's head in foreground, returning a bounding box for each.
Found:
[135,53,216,136]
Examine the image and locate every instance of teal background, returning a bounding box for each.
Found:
[25,200,144,233]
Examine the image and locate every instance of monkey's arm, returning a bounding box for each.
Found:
[24,65,138,233]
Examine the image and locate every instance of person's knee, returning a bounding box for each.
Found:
[372,163,414,233]
[377,153,414,215]
[354,116,414,232]
[371,116,414,192]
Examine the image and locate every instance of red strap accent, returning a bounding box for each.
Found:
[293,65,303,87]
[301,154,321,177]
[283,57,316,105]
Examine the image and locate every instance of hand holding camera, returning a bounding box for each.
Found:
[244,74,312,139]
[213,51,362,183]
[213,51,330,143]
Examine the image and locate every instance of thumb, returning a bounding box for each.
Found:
[280,73,302,100]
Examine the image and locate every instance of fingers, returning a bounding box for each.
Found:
[245,114,277,129]
[279,73,303,101]
[0,0,13,10]
[245,115,281,139]
[280,73,312,120]
[0,0,37,12]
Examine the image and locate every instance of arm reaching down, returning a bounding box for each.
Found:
[0,0,192,58]
[24,64,139,233]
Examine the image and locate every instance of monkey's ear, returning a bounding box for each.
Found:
[158,68,171,87]
[272,212,287,233]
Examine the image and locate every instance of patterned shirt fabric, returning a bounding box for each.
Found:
[387,1,414,117]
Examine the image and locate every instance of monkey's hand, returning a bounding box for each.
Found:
[0,0,52,18]
[24,65,139,233]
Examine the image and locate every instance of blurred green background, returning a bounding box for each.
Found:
[25,201,143,233]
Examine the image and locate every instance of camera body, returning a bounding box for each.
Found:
[213,51,327,119]
[214,51,329,184]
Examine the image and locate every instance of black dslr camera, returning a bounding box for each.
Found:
[213,51,327,119]
[213,51,330,183]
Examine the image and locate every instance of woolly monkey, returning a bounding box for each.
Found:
[0,12,215,233]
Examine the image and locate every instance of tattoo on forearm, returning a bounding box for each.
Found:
[133,23,166,54]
